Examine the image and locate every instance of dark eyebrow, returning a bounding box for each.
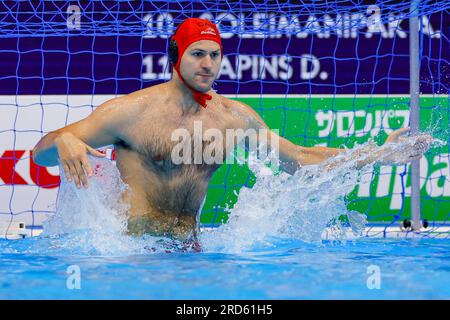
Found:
[190,48,220,54]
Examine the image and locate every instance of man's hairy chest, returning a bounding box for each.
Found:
[119,108,239,173]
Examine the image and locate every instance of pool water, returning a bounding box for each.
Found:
[1,237,449,299]
[2,143,449,300]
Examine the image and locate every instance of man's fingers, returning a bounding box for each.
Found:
[73,160,89,188]
[60,145,111,189]
[61,162,72,182]
[414,139,430,154]
[81,155,93,177]
[68,159,84,189]
[68,161,81,188]
[62,158,91,189]
[426,135,435,144]
[87,146,106,158]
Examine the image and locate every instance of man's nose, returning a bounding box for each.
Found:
[200,55,213,69]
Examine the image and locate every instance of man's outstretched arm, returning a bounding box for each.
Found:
[273,126,431,174]
[233,101,345,174]
[238,102,432,174]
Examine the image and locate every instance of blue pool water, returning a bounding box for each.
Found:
[1,236,449,299]
[2,145,449,300]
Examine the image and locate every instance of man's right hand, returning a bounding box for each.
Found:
[55,132,106,189]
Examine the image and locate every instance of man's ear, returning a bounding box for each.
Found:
[169,39,178,65]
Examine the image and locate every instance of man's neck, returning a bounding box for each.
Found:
[168,77,201,113]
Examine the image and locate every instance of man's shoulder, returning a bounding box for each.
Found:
[219,95,260,118]
[217,95,267,129]
[124,84,168,110]
[219,95,251,112]
[100,84,167,117]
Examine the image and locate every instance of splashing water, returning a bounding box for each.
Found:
[40,156,140,255]
[35,157,194,256]
[200,153,364,253]
[9,132,441,256]
[200,131,442,253]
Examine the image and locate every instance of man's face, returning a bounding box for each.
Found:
[179,40,222,93]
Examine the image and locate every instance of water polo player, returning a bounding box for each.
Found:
[33,18,432,242]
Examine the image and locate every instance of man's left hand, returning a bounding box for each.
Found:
[382,127,433,165]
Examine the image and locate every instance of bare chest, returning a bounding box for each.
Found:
[121,109,239,172]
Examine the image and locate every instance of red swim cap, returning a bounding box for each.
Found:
[171,18,222,108]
